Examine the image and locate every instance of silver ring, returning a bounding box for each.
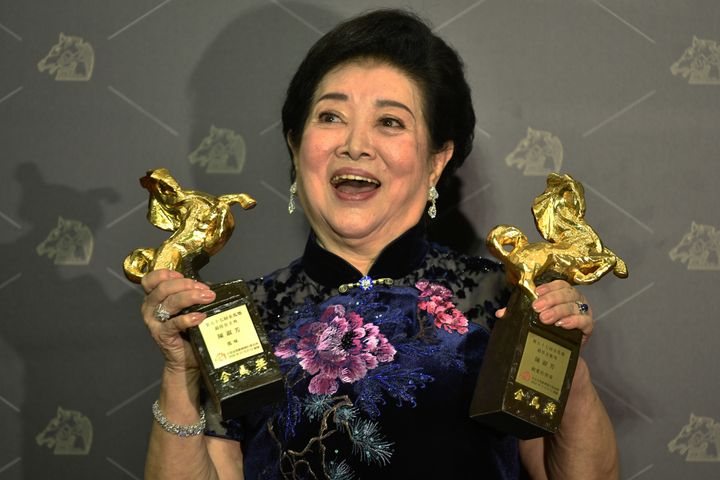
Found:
[154,303,172,322]
[576,302,589,315]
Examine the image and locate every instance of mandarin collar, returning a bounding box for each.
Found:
[301,222,429,289]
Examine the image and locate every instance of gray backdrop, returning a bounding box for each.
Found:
[1,1,719,478]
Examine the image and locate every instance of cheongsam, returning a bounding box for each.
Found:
[204,223,521,479]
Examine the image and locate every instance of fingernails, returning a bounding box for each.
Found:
[535,285,547,295]
[532,300,546,312]
[554,320,564,327]
[199,291,216,300]
[539,311,552,322]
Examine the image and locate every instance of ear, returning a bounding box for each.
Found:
[287,130,300,172]
[429,141,454,186]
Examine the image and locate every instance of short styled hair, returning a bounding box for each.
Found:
[281,9,476,182]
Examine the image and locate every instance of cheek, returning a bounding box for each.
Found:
[387,140,433,181]
[299,129,338,164]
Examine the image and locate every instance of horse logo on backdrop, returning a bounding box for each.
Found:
[669,222,720,270]
[189,126,247,174]
[36,217,94,265]
[670,36,720,85]
[37,33,95,81]
[668,413,720,462]
[36,407,93,455]
[505,128,563,176]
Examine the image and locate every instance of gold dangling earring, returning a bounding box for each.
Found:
[288,181,297,214]
[427,185,439,219]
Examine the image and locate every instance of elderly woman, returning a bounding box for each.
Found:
[141,9,618,480]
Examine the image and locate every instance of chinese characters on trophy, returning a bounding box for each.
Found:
[469,173,628,438]
[124,168,283,420]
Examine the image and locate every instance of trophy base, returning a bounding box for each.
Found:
[185,279,284,421]
[469,287,582,439]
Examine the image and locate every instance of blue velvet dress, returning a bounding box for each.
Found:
[204,224,522,479]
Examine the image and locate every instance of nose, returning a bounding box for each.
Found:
[338,124,374,161]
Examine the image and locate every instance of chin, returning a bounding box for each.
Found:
[329,213,417,244]
[329,217,379,241]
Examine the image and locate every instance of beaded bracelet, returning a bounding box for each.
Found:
[152,400,206,437]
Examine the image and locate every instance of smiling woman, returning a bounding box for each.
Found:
[141,9,619,480]
[291,61,452,271]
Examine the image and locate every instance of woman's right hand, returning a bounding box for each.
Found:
[140,269,217,373]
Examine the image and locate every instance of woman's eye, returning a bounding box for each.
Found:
[380,117,404,128]
[319,112,341,123]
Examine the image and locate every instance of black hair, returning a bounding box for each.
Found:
[281,9,475,183]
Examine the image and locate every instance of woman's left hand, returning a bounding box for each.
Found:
[496,280,594,345]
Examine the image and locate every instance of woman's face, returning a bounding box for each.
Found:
[291,61,452,255]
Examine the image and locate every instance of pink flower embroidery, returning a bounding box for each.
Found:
[275,305,396,395]
[415,280,469,335]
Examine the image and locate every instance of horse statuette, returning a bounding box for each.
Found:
[123,168,283,420]
[487,173,628,299]
[472,173,628,439]
[123,168,256,282]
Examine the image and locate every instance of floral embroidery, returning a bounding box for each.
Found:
[415,280,469,334]
[275,304,396,395]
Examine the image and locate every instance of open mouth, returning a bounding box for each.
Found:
[330,174,381,194]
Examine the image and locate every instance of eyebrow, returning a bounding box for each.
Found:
[315,92,415,119]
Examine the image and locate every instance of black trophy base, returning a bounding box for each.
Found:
[469,287,582,439]
[185,279,284,421]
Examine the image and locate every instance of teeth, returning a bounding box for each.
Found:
[331,174,380,186]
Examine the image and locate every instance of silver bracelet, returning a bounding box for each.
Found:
[152,400,206,437]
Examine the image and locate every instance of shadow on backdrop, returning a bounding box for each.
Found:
[0,163,155,478]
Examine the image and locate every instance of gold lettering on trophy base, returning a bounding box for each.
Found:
[37,33,94,81]
[255,358,268,373]
[36,407,93,455]
[516,332,570,401]
[543,402,557,418]
[199,304,263,370]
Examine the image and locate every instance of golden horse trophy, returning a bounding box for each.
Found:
[470,173,628,438]
[124,168,283,420]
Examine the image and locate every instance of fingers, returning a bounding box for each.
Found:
[495,307,507,318]
[156,310,207,337]
[140,269,216,331]
[141,268,183,294]
[532,280,593,340]
[145,280,214,315]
